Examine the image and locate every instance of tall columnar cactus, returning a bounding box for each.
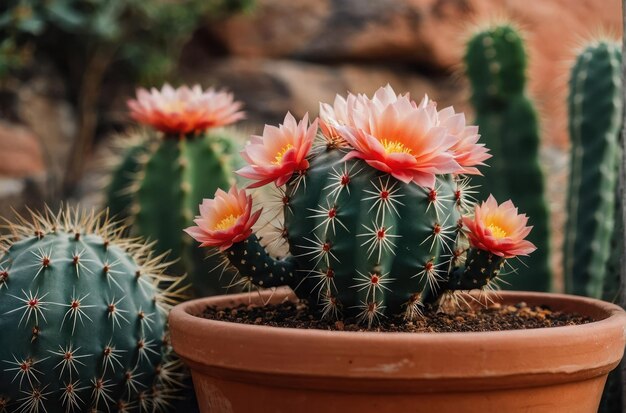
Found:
[464,24,551,292]
[106,84,244,298]
[562,39,623,413]
[564,40,623,300]
[0,208,183,413]
[185,86,537,324]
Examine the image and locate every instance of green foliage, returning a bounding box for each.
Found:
[0,0,254,82]
[0,208,182,413]
[0,38,28,79]
[222,147,507,325]
[107,131,239,298]
[465,24,552,292]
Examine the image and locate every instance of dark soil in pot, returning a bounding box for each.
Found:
[199,298,593,332]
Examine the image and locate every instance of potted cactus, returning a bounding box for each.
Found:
[168,85,626,412]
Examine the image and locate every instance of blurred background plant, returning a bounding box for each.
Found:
[0,0,253,200]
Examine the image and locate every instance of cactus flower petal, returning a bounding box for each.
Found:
[185,186,261,251]
[438,107,491,175]
[335,85,461,188]
[237,112,318,188]
[127,84,244,135]
[319,93,367,148]
[463,195,536,258]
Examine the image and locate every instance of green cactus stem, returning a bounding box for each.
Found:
[564,40,623,300]
[464,24,552,292]
[106,132,153,221]
[0,208,184,413]
[107,130,239,298]
[219,148,510,324]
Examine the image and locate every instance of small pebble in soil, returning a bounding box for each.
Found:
[199,300,593,333]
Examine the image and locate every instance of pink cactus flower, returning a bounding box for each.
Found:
[237,112,318,188]
[319,93,365,148]
[127,84,244,135]
[184,186,261,251]
[463,195,536,258]
[336,85,460,188]
[437,106,491,175]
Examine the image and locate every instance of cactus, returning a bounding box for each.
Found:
[564,40,623,299]
[106,133,154,222]
[562,39,623,413]
[0,207,184,413]
[106,84,244,298]
[464,24,552,292]
[185,88,537,325]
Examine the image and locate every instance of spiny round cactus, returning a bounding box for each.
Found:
[186,86,536,326]
[281,149,464,319]
[106,84,245,298]
[0,208,184,413]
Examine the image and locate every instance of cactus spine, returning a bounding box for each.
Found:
[107,124,241,298]
[0,208,182,413]
[465,24,552,292]
[562,39,623,413]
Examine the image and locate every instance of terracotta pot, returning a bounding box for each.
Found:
[169,288,626,413]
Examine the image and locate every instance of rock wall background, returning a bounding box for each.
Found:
[0,0,621,290]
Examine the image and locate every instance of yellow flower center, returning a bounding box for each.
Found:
[381,139,412,155]
[487,223,507,239]
[163,100,186,112]
[214,214,239,231]
[273,144,294,165]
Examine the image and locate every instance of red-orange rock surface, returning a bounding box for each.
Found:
[207,0,621,148]
[0,121,45,178]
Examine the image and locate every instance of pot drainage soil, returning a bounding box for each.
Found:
[199,299,593,332]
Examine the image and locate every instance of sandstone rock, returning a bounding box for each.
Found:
[0,63,77,187]
[204,0,442,66]
[180,57,468,128]
[0,177,48,223]
[0,121,46,177]
[0,121,49,220]
[207,0,620,69]
[202,0,621,148]
[15,75,76,184]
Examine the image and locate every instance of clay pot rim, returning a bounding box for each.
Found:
[169,288,626,382]
[172,287,626,339]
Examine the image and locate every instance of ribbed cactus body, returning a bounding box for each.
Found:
[465,25,525,108]
[564,41,622,300]
[465,24,551,292]
[225,147,504,322]
[285,149,460,315]
[0,210,177,413]
[107,136,152,221]
[107,131,237,297]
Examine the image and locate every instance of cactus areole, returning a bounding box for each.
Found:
[185,85,536,325]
